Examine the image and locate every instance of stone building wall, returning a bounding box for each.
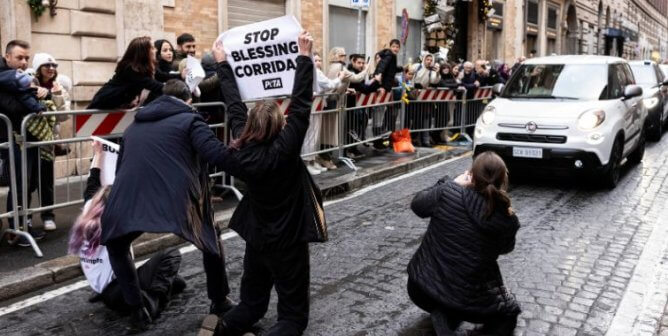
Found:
[163,0,220,57]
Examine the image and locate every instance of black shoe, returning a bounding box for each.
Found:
[209,297,236,316]
[88,292,103,303]
[16,224,45,247]
[171,275,187,295]
[126,306,152,334]
[350,147,365,159]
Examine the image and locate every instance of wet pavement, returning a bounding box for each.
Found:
[2,134,668,335]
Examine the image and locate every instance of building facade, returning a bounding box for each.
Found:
[0,0,666,175]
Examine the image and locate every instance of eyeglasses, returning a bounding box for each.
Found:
[44,63,58,69]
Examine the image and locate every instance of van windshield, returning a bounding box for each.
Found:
[503,64,608,100]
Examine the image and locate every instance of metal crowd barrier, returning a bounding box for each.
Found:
[7,102,235,257]
[1,86,494,257]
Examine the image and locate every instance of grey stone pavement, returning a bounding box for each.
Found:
[2,134,668,335]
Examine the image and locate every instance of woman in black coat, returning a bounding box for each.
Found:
[208,32,323,336]
[100,79,238,332]
[153,39,181,83]
[88,36,164,109]
[408,151,521,336]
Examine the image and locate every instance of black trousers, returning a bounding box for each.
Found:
[223,243,310,336]
[101,247,182,317]
[107,230,230,310]
[407,279,517,336]
[39,158,54,221]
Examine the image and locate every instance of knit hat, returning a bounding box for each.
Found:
[32,53,58,71]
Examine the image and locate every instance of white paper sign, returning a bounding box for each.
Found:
[216,16,303,100]
[185,55,205,93]
[91,136,119,186]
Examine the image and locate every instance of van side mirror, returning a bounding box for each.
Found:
[492,83,505,96]
[662,79,668,86]
[623,85,643,100]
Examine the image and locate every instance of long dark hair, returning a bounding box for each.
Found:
[154,39,174,63]
[116,36,155,77]
[230,100,285,149]
[471,151,513,218]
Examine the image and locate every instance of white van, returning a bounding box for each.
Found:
[473,55,652,188]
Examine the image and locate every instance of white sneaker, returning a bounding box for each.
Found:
[313,161,327,172]
[306,164,321,175]
[43,219,56,231]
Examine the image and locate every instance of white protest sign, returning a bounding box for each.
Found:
[216,16,305,100]
[185,55,205,93]
[91,136,119,186]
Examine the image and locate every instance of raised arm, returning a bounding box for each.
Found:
[213,41,248,139]
[411,177,447,218]
[271,32,314,158]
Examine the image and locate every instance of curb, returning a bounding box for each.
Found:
[0,148,470,304]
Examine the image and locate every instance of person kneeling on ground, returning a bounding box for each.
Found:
[69,141,186,328]
[407,151,521,336]
[100,79,237,332]
[204,31,323,336]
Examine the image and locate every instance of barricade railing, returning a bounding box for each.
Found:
[0,114,42,257]
[404,86,494,142]
[12,102,233,257]
[4,86,494,257]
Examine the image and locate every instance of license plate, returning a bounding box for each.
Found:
[512,147,543,159]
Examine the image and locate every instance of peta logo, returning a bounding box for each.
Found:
[263,78,283,90]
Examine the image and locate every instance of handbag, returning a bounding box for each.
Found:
[301,164,328,243]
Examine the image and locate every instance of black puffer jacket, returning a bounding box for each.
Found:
[408,178,521,317]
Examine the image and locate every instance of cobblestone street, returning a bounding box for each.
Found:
[2,134,668,336]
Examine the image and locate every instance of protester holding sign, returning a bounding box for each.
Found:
[88,37,164,109]
[206,31,323,336]
[100,79,236,332]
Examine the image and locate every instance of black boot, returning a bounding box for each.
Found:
[209,297,236,316]
[126,306,152,334]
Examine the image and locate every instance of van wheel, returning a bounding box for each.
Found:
[601,137,623,189]
[628,127,646,165]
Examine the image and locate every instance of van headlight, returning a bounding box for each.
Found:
[644,97,659,109]
[577,109,605,130]
[480,106,496,125]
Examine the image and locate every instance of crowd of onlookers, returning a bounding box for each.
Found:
[0,30,591,242]
[0,31,532,241]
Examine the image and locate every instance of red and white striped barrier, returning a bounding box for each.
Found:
[355,91,393,107]
[76,110,136,137]
[275,96,325,115]
[473,87,493,100]
[415,89,458,101]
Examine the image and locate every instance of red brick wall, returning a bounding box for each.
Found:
[300,0,324,55]
[164,0,219,57]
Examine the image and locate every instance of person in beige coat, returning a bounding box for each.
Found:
[318,47,368,169]
[410,54,441,89]
[30,53,70,232]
